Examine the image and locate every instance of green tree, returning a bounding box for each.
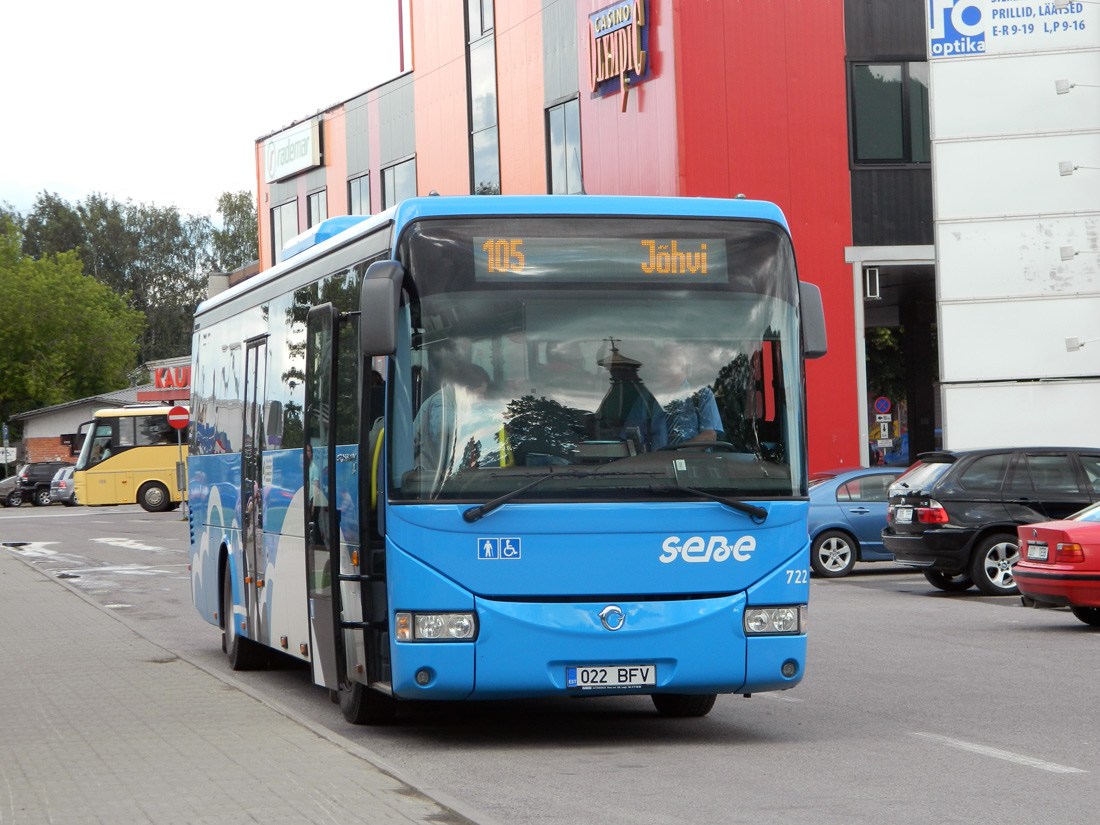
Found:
[22,191,209,362]
[210,190,258,272]
[0,223,144,426]
[0,201,23,233]
[21,191,85,262]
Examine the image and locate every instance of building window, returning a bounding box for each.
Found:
[271,200,298,262]
[851,62,930,164]
[307,190,328,228]
[468,0,494,38]
[467,1,500,195]
[382,159,416,209]
[547,98,583,194]
[348,174,370,216]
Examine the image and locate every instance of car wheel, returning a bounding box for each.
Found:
[922,569,974,592]
[968,533,1020,596]
[1070,606,1100,627]
[651,693,718,718]
[810,530,858,578]
[137,482,171,513]
[33,488,52,506]
[7,491,23,507]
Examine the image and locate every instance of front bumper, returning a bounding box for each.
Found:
[390,593,807,700]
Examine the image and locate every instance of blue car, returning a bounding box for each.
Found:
[808,467,903,577]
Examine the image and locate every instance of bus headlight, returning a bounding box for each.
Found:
[395,612,478,641]
[743,605,807,636]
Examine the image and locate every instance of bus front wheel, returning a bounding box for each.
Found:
[651,693,717,718]
[339,680,397,725]
[138,482,171,513]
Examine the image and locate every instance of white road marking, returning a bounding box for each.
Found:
[57,564,173,577]
[91,537,169,553]
[758,692,804,703]
[912,732,1086,774]
[1,541,58,557]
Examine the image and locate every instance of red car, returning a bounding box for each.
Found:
[1015,502,1100,626]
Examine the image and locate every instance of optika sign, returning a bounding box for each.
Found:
[928,0,986,57]
[587,0,649,95]
[264,119,321,183]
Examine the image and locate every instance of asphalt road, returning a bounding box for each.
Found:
[3,503,1099,825]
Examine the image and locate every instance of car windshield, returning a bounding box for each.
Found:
[889,459,952,495]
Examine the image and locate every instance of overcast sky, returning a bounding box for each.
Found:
[1,1,405,220]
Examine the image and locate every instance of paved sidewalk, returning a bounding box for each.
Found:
[0,549,477,825]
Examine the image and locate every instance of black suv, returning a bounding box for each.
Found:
[882,448,1100,596]
[14,461,72,507]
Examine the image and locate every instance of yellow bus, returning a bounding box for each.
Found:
[73,406,187,512]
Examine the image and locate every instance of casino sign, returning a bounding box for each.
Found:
[588,0,650,109]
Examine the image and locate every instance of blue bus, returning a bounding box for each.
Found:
[188,195,827,723]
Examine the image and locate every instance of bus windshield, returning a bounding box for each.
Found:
[389,216,805,503]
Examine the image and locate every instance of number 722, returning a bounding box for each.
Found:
[786,569,809,584]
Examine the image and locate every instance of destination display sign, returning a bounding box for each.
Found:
[473,236,727,283]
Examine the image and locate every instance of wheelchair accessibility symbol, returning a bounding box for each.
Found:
[478,538,522,560]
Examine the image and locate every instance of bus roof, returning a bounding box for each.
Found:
[94,405,184,418]
[197,195,790,318]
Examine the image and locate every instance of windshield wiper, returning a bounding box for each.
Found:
[462,470,588,523]
[656,485,768,522]
[461,468,661,523]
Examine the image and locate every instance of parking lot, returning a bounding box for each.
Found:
[3,503,1100,825]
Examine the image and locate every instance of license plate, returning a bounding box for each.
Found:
[1027,542,1049,561]
[567,664,656,690]
[895,507,913,524]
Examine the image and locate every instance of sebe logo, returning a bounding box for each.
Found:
[659,535,756,564]
[929,0,986,56]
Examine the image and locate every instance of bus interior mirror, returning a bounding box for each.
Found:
[360,260,405,356]
[799,282,827,360]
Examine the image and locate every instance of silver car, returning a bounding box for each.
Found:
[49,466,78,506]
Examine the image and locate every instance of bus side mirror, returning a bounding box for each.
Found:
[799,282,828,360]
[360,260,405,357]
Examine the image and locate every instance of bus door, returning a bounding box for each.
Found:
[305,305,343,689]
[242,336,268,645]
[81,419,121,504]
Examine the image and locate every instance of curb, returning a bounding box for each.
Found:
[3,546,505,825]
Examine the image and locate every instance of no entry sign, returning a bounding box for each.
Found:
[167,405,190,430]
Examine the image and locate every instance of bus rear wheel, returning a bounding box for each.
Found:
[138,482,171,513]
[651,693,717,718]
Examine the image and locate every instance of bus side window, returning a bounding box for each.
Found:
[88,424,114,465]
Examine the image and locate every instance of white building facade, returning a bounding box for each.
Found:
[928,0,1100,448]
